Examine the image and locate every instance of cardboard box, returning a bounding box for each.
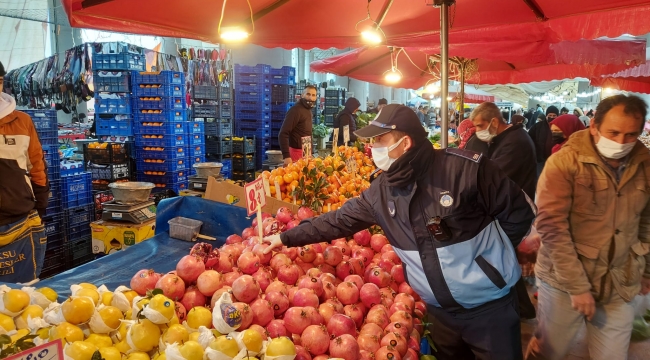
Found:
[90,219,156,254]
[204,177,300,214]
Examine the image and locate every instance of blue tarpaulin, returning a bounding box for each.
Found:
[5,196,253,301]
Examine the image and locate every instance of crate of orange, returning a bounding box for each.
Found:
[259,145,375,213]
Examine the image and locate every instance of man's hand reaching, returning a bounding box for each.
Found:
[263,234,284,254]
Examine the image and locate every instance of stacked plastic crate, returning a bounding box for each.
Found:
[270,66,297,151]
[235,64,272,176]
[132,71,188,194]
[198,85,233,179]
[324,88,346,126]
[92,42,145,142]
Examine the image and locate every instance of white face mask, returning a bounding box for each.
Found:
[372,137,406,171]
[595,131,636,159]
[475,120,496,143]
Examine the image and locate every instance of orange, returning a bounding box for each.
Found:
[269,185,276,195]
[283,173,293,184]
[276,168,285,177]
[291,171,300,181]
[261,171,271,179]
[274,176,285,186]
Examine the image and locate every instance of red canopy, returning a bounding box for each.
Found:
[310,41,644,89]
[62,0,650,49]
[591,63,650,94]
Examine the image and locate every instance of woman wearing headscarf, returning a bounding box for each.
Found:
[333,97,361,146]
[456,118,476,149]
[550,114,586,154]
[573,107,591,127]
[511,114,526,127]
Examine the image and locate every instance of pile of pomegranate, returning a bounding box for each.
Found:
[130,207,427,360]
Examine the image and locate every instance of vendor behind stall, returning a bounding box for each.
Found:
[0,61,49,283]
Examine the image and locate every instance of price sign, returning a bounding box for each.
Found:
[345,157,358,174]
[245,178,266,217]
[332,128,339,150]
[7,339,64,360]
[301,136,312,159]
[343,125,350,144]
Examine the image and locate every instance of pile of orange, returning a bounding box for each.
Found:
[260,146,375,213]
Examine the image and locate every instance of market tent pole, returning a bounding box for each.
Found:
[459,60,465,120]
[437,0,454,149]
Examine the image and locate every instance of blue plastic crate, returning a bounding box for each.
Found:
[205,137,232,154]
[240,129,271,140]
[232,155,256,171]
[220,102,233,118]
[94,71,131,93]
[92,42,144,56]
[271,113,285,121]
[138,158,187,172]
[37,127,58,140]
[61,160,86,177]
[136,147,185,160]
[132,71,184,85]
[205,122,232,136]
[193,85,218,100]
[24,110,57,131]
[221,159,232,173]
[237,101,271,112]
[236,110,271,122]
[61,172,93,208]
[236,91,271,103]
[64,203,93,227]
[134,96,186,110]
[134,110,186,123]
[39,135,58,147]
[137,171,188,185]
[42,212,63,237]
[186,144,206,157]
[95,115,133,136]
[136,133,187,147]
[133,84,184,97]
[238,118,271,129]
[235,64,271,75]
[93,53,145,71]
[219,85,232,100]
[135,121,186,135]
[236,82,271,93]
[236,72,270,83]
[187,133,205,145]
[272,103,295,113]
[43,145,60,175]
[271,121,283,130]
[193,105,219,117]
[186,121,205,134]
[270,66,296,77]
[271,75,296,85]
[46,180,61,215]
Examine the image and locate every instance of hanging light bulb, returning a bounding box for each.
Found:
[220,26,249,41]
[425,82,440,93]
[361,29,383,44]
[384,69,402,83]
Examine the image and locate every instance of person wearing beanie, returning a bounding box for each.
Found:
[333,97,361,146]
[264,104,536,360]
[528,105,559,177]
[0,60,50,282]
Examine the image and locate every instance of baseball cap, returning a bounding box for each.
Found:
[354,104,428,140]
[378,98,388,105]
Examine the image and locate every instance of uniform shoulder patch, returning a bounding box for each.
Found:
[445,148,483,163]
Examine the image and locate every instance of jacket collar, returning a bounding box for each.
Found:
[490,124,520,146]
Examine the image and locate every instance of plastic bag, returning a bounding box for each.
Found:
[211,292,242,334]
[112,286,134,312]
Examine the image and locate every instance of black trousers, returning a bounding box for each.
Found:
[427,288,523,360]
[515,275,536,319]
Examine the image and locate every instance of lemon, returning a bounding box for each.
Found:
[10,329,30,343]
[266,336,296,356]
[36,327,50,340]
[16,304,44,329]
[101,292,114,307]
[209,336,239,358]
[162,324,188,345]
[76,288,100,306]
[126,352,150,360]
[122,291,138,305]
[3,289,30,313]
[78,283,98,290]
[0,313,15,332]
[241,329,263,353]
[148,294,175,321]
[188,332,200,342]
[98,306,124,329]
[51,322,84,342]
[179,341,204,360]
[62,297,95,325]
[129,319,161,352]
[186,307,211,329]
[114,340,132,354]
[99,347,122,360]
[86,334,113,349]
[64,341,98,360]
[116,321,129,342]
[152,352,166,360]
[36,287,58,302]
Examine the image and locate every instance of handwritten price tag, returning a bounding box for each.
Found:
[7,340,64,360]
[343,125,350,144]
[244,178,266,216]
[301,136,312,159]
[332,128,339,149]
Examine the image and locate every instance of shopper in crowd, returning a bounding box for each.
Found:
[528,105,559,177]
[367,98,388,114]
[549,114,585,154]
[456,118,476,149]
[265,104,536,360]
[560,106,570,115]
[279,85,317,166]
[573,107,591,127]
[0,60,49,283]
[333,97,361,146]
[536,104,543,113]
[587,109,595,119]
[512,114,527,127]
[526,94,650,360]
[465,101,538,320]
[525,108,536,130]
[417,105,427,126]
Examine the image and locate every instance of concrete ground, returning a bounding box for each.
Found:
[520,283,650,359]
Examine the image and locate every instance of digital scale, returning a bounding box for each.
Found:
[188,175,209,192]
[102,200,156,224]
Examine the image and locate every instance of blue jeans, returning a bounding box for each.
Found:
[0,211,46,283]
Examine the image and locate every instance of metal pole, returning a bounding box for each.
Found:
[459,61,465,122]
[439,1,451,148]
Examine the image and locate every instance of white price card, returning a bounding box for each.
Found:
[244,178,266,216]
[332,128,340,149]
[343,125,350,144]
[301,136,312,159]
[7,339,64,360]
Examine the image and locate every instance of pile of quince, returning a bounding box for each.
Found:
[0,285,296,360]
